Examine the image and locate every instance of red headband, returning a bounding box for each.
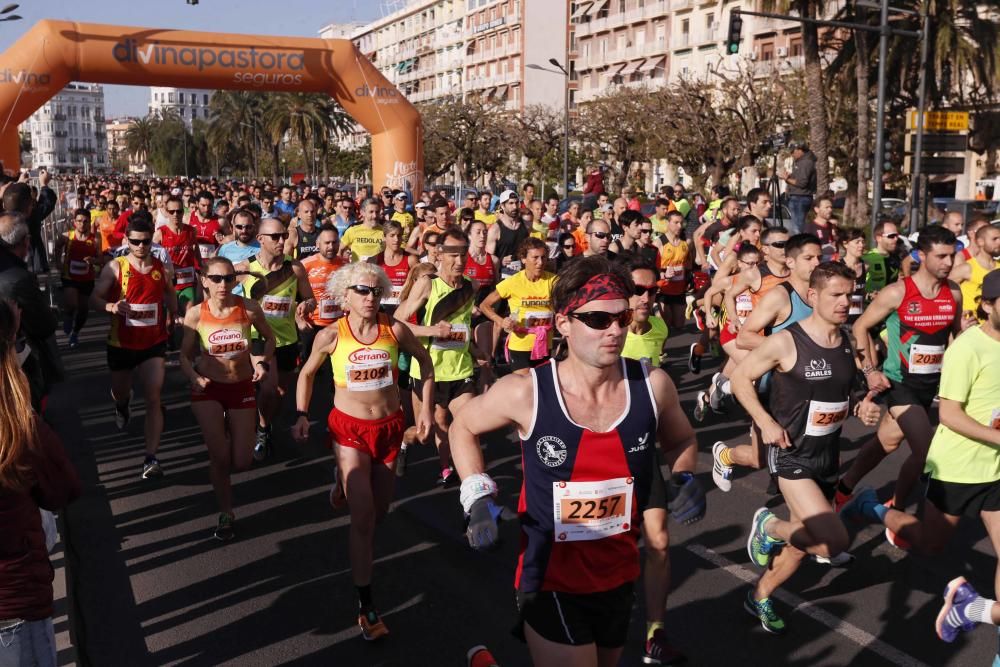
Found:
[560,273,631,314]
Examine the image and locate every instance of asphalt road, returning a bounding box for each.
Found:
[47,312,1000,666]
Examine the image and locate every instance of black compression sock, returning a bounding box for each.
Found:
[357,584,373,611]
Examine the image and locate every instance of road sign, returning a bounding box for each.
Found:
[907,111,970,132]
[904,132,968,153]
[905,155,966,175]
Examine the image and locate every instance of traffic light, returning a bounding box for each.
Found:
[726,9,743,55]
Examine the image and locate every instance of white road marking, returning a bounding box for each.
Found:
[685,543,933,667]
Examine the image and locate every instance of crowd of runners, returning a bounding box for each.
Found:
[3,171,1000,666]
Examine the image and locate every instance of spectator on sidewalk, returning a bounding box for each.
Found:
[780,141,817,235]
[0,298,82,667]
[2,170,57,274]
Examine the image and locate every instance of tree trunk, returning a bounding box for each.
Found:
[272,142,281,183]
[800,0,830,194]
[854,28,870,228]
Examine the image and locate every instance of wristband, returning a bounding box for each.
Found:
[295,410,309,420]
[460,473,498,514]
[256,360,271,371]
[862,365,875,376]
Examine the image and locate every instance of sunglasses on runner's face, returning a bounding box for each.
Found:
[562,243,575,250]
[127,237,152,246]
[883,233,899,239]
[768,241,787,249]
[167,208,182,215]
[206,274,237,284]
[349,284,384,298]
[590,231,610,239]
[260,232,288,242]
[640,229,652,235]
[234,224,251,230]
[633,285,658,298]
[568,309,633,330]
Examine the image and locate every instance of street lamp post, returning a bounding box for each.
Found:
[527,59,570,197]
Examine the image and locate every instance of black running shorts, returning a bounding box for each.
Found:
[514,582,634,648]
[926,478,1000,517]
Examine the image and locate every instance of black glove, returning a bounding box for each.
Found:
[466,495,503,550]
[666,472,706,525]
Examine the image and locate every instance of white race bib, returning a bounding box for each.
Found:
[990,408,1000,431]
[346,361,393,391]
[261,295,293,319]
[126,302,159,328]
[69,260,89,276]
[175,266,196,286]
[198,243,217,259]
[735,293,753,322]
[501,260,522,278]
[432,323,469,350]
[849,294,863,316]
[908,343,945,375]
[553,477,634,542]
[523,311,553,328]
[206,328,248,359]
[668,266,686,282]
[804,399,850,437]
[319,299,343,321]
[382,284,403,306]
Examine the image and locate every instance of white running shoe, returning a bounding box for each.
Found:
[711,441,733,492]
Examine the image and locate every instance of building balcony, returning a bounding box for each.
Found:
[578,39,667,69]
[464,70,520,91]
[432,29,464,49]
[467,43,522,64]
[466,10,521,38]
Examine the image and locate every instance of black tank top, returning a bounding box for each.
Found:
[296,226,320,259]
[496,221,529,278]
[768,322,856,479]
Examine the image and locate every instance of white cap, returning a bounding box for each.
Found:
[414,201,427,210]
[170,187,182,196]
[498,189,518,204]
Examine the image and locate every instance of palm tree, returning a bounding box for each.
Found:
[759,0,833,194]
[124,116,155,171]
[263,93,342,183]
[207,90,266,177]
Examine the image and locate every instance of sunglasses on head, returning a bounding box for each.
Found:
[349,284,384,298]
[127,237,152,246]
[590,231,610,240]
[206,274,237,284]
[568,309,633,330]
[768,241,787,249]
[260,232,288,241]
[633,285,658,298]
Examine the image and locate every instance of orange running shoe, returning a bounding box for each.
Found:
[358,608,389,641]
[467,645,499,667]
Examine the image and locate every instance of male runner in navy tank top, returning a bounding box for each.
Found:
[731,262,882,634]
[835,224,967,548]
[711,235,822,488]
[449,256,704,667]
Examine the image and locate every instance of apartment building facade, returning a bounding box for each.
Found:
[148,87,215,127]
[26,83,108,173]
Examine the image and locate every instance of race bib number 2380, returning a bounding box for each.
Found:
[552,477,633,542]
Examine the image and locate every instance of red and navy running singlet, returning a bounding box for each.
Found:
[516,358,659,595]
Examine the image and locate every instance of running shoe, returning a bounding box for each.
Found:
[810,551,855,567]
[68,332,79,349]
[214,513,235,542]
[141,456,163,480]
[253,428,271,462]
[744,591,786,634]
[833,487,853,513]
[687,343,702,374]
[358,608,389,641]
[642,629,686,665]
[711,441,733,492]
[112,393,130,430]
[395,444,408,478]
[62,316,73,336]
[684,295,695,320]
[747,507,783,568]
[467,645,500,667]
[693,308,706,332]
[437,466,456,486]
[838,487,882,524]
[885,526,912,551]
[936,576,981,643]
[693,390,709,423]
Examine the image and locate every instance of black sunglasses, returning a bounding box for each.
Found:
[883,233,899,239]
[260,232,288,241]
[640,229,652,235]
[233,224,251,230]
[349,284,384,298]
[568,309,633,330]
[206,274,237,284]
[127,237,152,246]
[633,285,658,297]
[768,241,787,249]
[167,208,182,215]
[590,231,610,240]
[562,243,575,250]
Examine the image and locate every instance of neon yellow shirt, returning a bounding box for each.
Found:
[621,316,668,364]
[341,225,385,262]
[495,270,556,352]
[925,326,1000,484]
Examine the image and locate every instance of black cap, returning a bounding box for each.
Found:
[983,269,1000,301]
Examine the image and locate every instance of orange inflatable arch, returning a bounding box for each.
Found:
[0,20,423,192]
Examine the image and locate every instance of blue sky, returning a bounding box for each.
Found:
[0,0,382,116]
